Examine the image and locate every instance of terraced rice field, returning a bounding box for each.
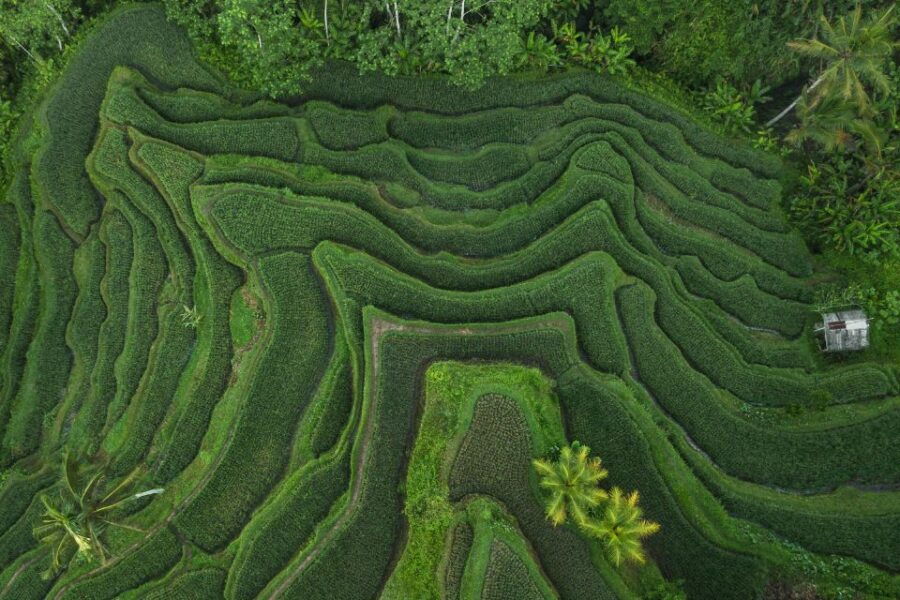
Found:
[0,5,898,600]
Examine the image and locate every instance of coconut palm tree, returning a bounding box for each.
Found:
[33,453,163,578]
[785,94,859,151]
[767,5,897,126]
[532,443,608,526]
[786,92,889,161]
[581,487,660,566]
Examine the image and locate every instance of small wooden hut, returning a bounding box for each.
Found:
[815,309,870,352]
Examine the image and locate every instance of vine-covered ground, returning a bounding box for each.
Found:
[0,5,898,600]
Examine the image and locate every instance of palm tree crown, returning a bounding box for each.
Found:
[532,443,608,526]
[33,453,162,578]
[792,6,896,110]
[581,487,661,566]
[767,5,897,126]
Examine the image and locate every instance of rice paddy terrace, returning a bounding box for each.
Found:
[1,5,899,600]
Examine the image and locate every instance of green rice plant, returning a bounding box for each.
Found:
[405,144,533,192]
[225,446,350,599]
[312,242,630,375]
[139,568,226,600]
[46,233,108,449]
[443,522,474,600]
[673,256,808,337]
[262,312,585,599]
[480,538,550,600]
[1,210,76,465]
[86,129,168,438]
[0,549,56,600]
[101,70,299,163]
[0,472,55,542]
[384,361,568,600]
[28,4,223,239]
[634,193,812,303]
[137,85,289,124]
[449,394,618,600]
[65,207,132,457]
[50,527,181,600]
[299,62,780,176]
[389,105,571,150]
[0,492,44,572]
[0,205,19,359]
[127,140,243,483]
[174,251,329,552]
[0,171,39,441]
[615,282,900,488]
[680,433,900,571]
[558,368,769,599]
[305,101,390,150]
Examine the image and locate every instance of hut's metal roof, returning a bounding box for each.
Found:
[818,310,870,352]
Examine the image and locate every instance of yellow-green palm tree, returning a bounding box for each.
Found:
[767,5,897,126]
[532,443,608,526]
[581,487,660,566]
[33,453,163,578]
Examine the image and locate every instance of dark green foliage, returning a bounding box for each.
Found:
[449,393,616,600]
[0,205,18,358]
[616,282,900,488]
[481,538,546,600]
[66,207,132,456]
[559,369,768,600]
[54,527,182,600]
[226,447,350,599]
[174,252,329,552]
[141,568,226,600]
[29,4,222,238]
[1,210,76,465]
[789,157,899,265]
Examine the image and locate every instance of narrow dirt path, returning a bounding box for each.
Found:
[267,317,407,598]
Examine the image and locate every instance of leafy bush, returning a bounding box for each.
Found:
[789,158,899,264]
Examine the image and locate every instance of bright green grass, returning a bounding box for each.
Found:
[382,361,563,600]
